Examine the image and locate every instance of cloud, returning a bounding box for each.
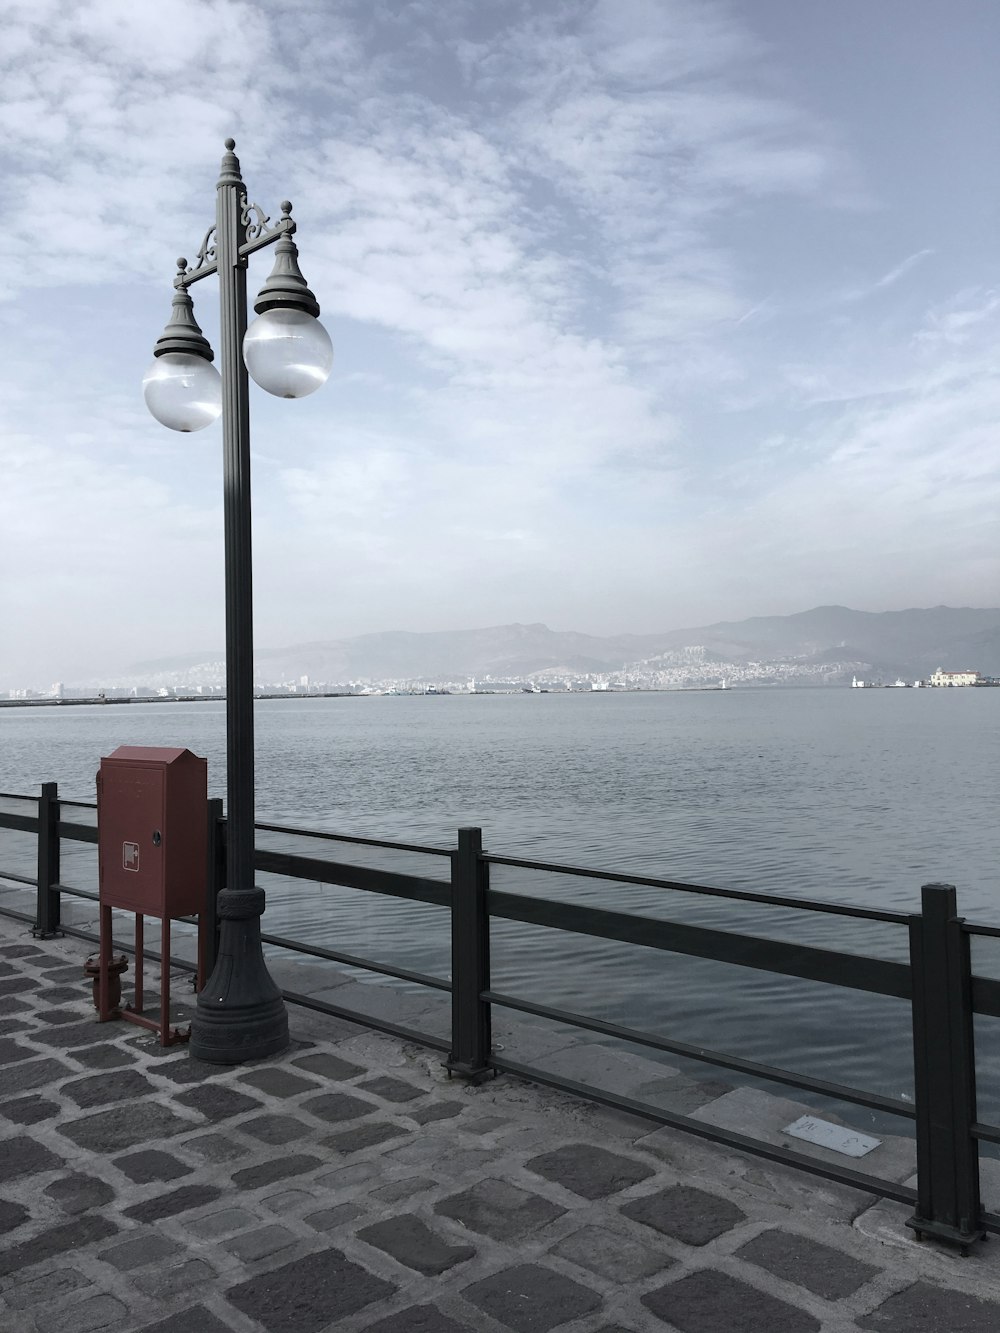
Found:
[0,1,995,685]
[874,248,935,290]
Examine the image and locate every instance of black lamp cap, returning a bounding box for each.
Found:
[253,220,321,319]
[153,278,215,361]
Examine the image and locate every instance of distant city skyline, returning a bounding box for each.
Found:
[2,1,998,688]
[6,601,998,695]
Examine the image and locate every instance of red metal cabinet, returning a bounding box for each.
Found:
[97,746,208,918]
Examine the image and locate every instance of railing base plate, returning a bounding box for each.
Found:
[445,1058,496,1086]
[906,1213,985,1254]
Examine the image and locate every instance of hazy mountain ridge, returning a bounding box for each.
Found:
[121,606,1000,687]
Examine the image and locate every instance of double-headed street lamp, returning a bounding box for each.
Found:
[143,139,332,1062]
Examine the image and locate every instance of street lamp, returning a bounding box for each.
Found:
[144,139,332,1062]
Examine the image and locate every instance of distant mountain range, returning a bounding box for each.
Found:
[124,605,1000,687]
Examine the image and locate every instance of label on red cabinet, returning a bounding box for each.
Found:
[122,842,140,872]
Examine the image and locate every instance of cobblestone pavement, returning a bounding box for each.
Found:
[3,918,1000,1332]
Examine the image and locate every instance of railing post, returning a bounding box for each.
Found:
[447,826,493,1082]
[33,782,61,939]
[201,798,226,982]
[907,882,983,1251]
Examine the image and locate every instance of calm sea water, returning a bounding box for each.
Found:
[1,689,998,1124]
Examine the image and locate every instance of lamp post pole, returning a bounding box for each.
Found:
[144,139,332,1063]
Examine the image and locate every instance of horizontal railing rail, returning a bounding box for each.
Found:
[484,850,913,923]
[254,847,450,907]
[256,818,451,858]
[0,786,998,1251]
[486,888,913,998]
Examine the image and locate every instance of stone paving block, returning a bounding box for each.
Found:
[182,1132,253,1163]
[462,1262,602,1332]
[304,1202,363,1232]
[36,1005,88,1025]
[358,1214,477,1275]
[622,1185,746,1246]
[435,1177,566,1241]
[316,1160,378,1189]
[99,1233,183,1270]
[293,1050,366,1081]
[0,1035,34,1063]
[263,1187,316,1214]
[0,976,40,995]
[0,945,45,958]
[68,1042,137,1069]
[174,1083,262,1121]
[221,1223,300,1262]
[372,1175,437,1203]
[151,1054,233,1085]
[323,1121,408,1154]
[59,1100,190,1152]
[34,963,89,982]
[0,958,15,974]
[550,1223,675,1282]
[357,1074,425,1102]
[455,1114,507,1136]
[0,1199,30,1234]
[135,1307,237,1333]
[124,1183,224,1222]
[133,1258,217,1299]
[0,1015,33,1035]
[4,1266,92,1310]
[438,1147,507,1179]
[0,1093,60,1124]
[225,1247,396,1332]
[38,985,86,1004]
[231,1153,324,1188]
[63,1068,163,1107]
[0,1214,120,1278]
[383,1133,464,1167]
[362,1306,474,1332]
[239,1067,322,1098]
[240,1112,310,1144]
[0,994,32,1015]
[856,1280,1000,1330]
[0,1132,63,1180]
[187,1207,261,1239]
[44,1172,115,1213]
[408,1099,465,1125]
[642,1269,820,1332]
[34,1292,129,1333]
[738,1227,879,1299]
[114,1148,194,1183]
[30,1020,112,1048]
[302,1090,379,1123]
[526,1143,655,1199]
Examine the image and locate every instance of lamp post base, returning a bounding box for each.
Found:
[190,888,289,1063]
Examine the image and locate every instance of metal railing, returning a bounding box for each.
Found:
[1,783,998,1251]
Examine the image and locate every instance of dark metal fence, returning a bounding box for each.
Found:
[1,784,998,1250]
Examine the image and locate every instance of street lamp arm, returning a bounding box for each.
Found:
[180,198,297,289]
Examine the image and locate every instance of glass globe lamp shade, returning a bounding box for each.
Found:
[143,353,222,432]
[243,308,333,399]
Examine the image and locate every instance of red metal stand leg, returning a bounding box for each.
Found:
[160,917,171,1046]
[98,905,112,1021]
[135,915,144,1014]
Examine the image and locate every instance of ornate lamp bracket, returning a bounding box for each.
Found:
[238,198,297,259]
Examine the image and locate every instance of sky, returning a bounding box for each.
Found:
[1,0,998,688]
